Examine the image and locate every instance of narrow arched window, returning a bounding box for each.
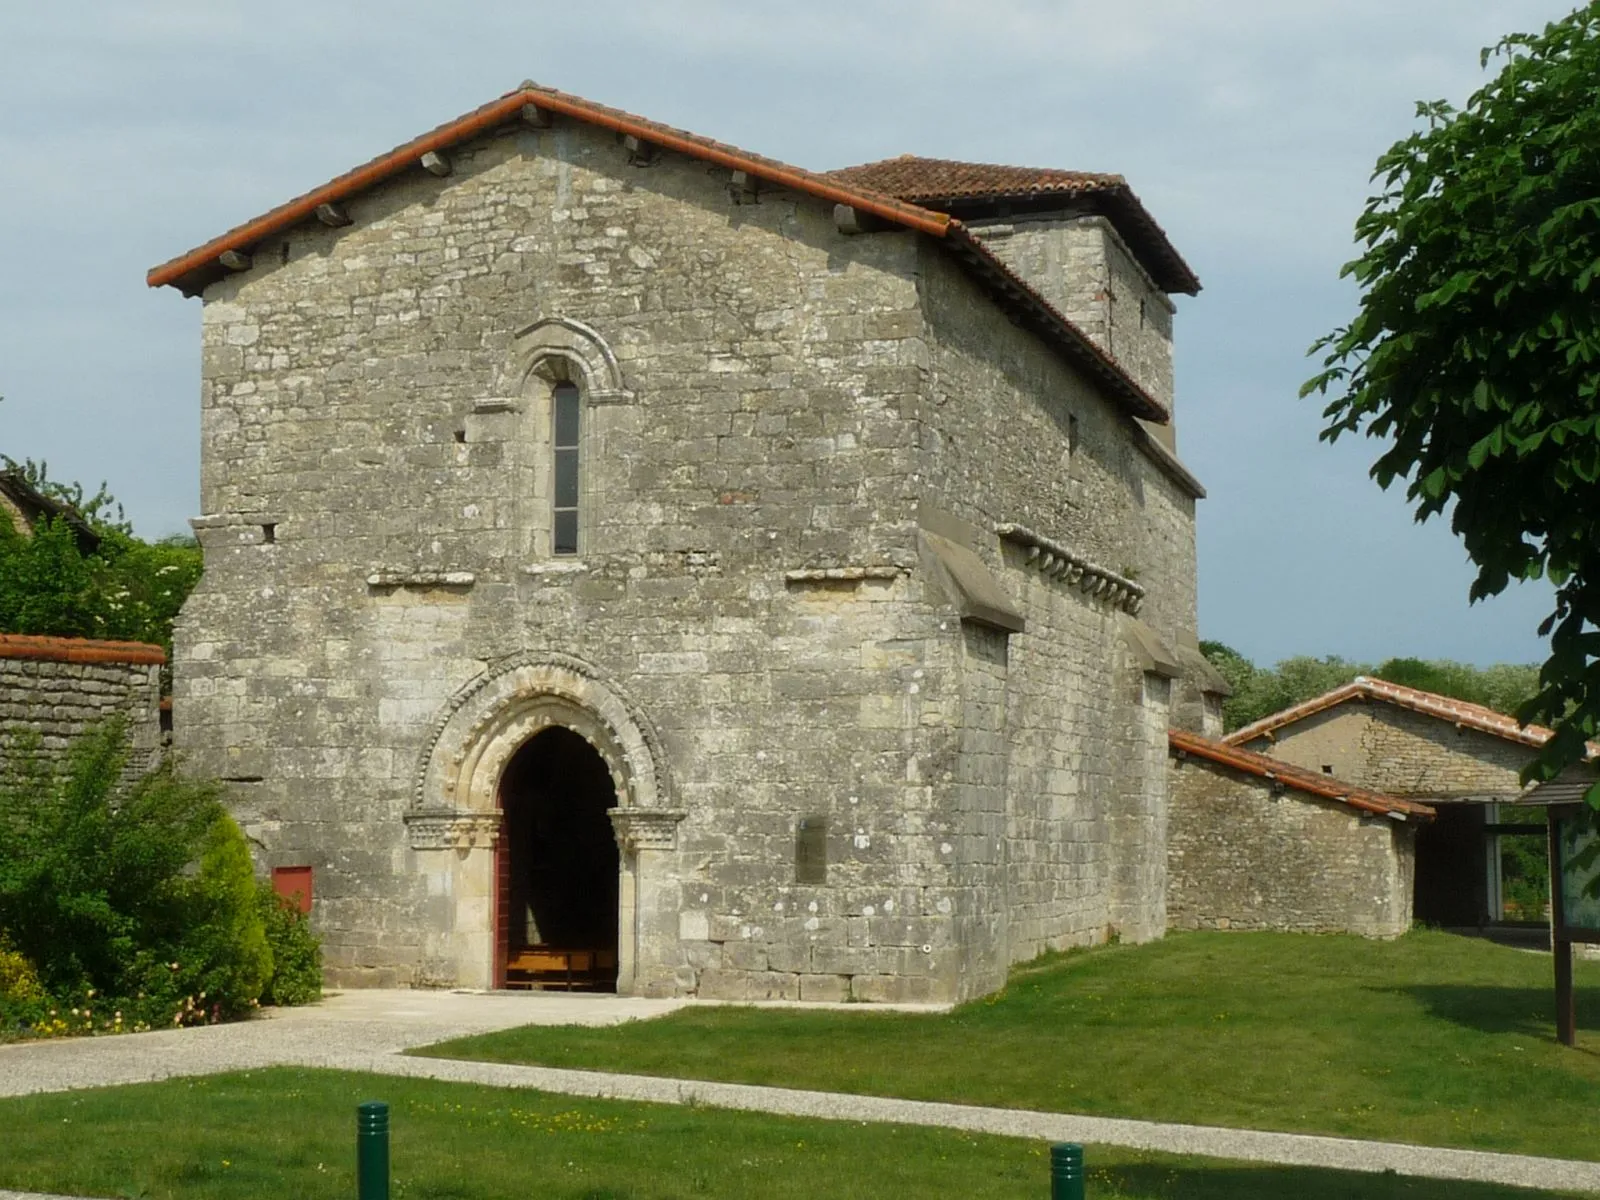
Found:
[552,382,581,555]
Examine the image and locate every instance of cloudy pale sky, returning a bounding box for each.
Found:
[0,0,1577,667]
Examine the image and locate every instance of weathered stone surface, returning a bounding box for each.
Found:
[1241,703,1531,801]
[0,650,163,776]
[1166,756,1417,938]
[172,113,1208,1000]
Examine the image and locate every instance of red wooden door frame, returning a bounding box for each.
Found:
[492,796,510,990]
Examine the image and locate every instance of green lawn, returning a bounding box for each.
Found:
[420,930,1600,1162]
[0,1068,1583,1200]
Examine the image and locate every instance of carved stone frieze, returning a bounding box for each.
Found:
[404,809,501,851]
[610,808,687,853]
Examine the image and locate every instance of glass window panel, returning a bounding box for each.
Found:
[554,383,580,447]
[553,509,578,556]
[554,449,579,509]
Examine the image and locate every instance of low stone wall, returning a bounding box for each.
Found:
[1166,756,1417,938]
[0,635,166,776]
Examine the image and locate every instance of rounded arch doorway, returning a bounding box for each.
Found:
[495,726,620,991]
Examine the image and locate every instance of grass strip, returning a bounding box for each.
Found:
[420,930,1600,1162]
[0,1067,1583,1199]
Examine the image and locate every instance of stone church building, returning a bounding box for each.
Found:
[148,83,1221,1002]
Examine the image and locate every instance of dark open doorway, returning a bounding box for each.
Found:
[495,726,620,991]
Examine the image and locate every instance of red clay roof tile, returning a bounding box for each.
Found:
[0,634,165,666]
[1170,728,1435,820]
[826,154,1200,295]
[1223,676,1590,755]
[145,82,1174,426]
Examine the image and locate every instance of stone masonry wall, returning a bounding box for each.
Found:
[0,637,164,776]
[176,112,1196,1001]
[1166,755,1416,937]
[178,117,981,999]
[974,215,1176,433]
[1247,703,1532,800]
[913,242,1194,962]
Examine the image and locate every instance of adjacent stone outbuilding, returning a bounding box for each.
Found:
[1227,677,1581,926]
[149,82,1219,1001]
[1167,730,1434,937]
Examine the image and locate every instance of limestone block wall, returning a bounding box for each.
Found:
[175,111,1198,1001]
[973,215,1176,430]
[1246,704,1531,800]
[177,117,978,999]
[1166,756,1417,937]
[912,243,1192,962]
[0,636,164,775]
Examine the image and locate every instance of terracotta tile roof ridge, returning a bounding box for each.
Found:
[1169,728,1435,820]
[1222,675,1595,756]
[146,82,950,295]
[828,153,1128,192]
[144,82,1170,426]
[825,154,1200,296]
[0,634,166,666]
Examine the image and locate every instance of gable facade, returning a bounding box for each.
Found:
[156,85,1211,1000]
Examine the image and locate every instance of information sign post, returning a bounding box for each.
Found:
[1547,804,1600,1047]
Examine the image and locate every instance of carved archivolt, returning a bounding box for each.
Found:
[410,652,673,850]
[508,316,633,404]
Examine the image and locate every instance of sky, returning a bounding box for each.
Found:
[0,0,1579,668]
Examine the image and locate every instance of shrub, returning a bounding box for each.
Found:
[258,885,323,1007]
[0,720,272,1028]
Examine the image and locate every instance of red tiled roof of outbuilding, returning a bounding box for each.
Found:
[1169,728,1435,821]
[1223,676,1594,756]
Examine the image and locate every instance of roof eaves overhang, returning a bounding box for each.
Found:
[147,84,1167,427]
[1169,729,1435,822]
[147,84,951,297]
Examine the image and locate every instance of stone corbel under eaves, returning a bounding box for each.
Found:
[995,524,1145,615]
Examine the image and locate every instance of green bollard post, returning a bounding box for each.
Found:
[357,1101,390,1200]
[1051,1142,1084,1200]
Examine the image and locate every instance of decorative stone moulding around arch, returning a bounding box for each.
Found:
[410,651,677,852]
[507,316,635,406]
[401,810,502,851]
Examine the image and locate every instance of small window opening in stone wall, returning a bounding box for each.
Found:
[796,816,828,884]
[261,523,276,544]
[552,381,581,555]
[1067,414,1080,455]
[453,428,466,444]
[1321,765,1334,774]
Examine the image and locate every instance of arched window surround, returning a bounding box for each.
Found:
[500,317,634,561]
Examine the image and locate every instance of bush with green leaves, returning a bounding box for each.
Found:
[0,720,300,1034]
[258,886,323,1007]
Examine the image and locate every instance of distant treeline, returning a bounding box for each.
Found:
[1199,644,1540,735]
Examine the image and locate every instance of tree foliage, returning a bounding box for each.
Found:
[0,459,200,654]
[1305,5,1600,797]
[1201,642,1540,733]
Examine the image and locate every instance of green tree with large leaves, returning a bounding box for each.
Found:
[1305,4,1600,802]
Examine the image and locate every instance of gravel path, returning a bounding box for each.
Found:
[1,990,1595,1196]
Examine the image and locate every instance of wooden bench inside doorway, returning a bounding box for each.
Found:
[504,946,617,991]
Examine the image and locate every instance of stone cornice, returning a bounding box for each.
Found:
[996,524,1145,615]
